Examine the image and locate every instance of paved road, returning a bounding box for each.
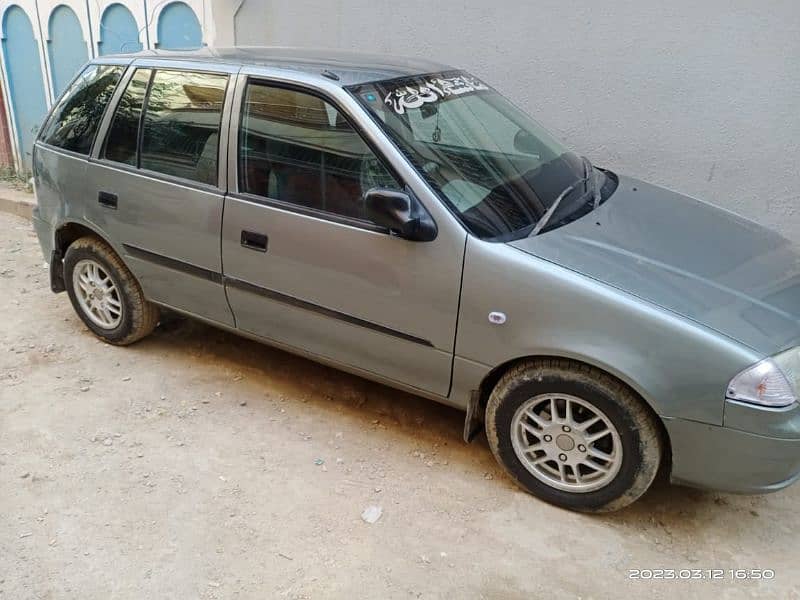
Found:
[1,212,798,599]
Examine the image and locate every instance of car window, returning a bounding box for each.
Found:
[103,68,152,166]
[139,70,228,185]
[406,96,519,153]
[40,64,123,155]
[351,72,611,240]
[238,82,401,223]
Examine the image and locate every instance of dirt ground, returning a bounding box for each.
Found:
[1,210,799,599]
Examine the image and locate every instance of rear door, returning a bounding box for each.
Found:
[87,61,237,325]
[221,74,466,397]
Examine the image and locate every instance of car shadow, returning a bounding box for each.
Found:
[143,313,784,529]
[149,312,470,446]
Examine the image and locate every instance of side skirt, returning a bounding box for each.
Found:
[149,300,465,411]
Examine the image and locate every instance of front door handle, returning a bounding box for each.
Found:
[98,191,118,209]
[240,230,268,252]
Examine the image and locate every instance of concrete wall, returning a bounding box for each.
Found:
[234,0,800,238]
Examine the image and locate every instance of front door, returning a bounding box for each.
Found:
[221,78,465,396]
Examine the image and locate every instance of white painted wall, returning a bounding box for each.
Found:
[233,0,800,238]
[206,0,241,46]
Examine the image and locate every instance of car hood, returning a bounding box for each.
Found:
[509,175,800,355]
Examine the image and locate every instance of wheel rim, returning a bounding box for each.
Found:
[72,259,123,329]
[510,393,623,493]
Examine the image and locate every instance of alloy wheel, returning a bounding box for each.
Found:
[510,393,623,493]
[72,259,123,329]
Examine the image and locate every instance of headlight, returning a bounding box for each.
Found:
[727,347,800,408]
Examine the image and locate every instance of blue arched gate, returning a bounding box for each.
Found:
[156,1,202,50]
[98,3,142,55]
[48,5,89,97]
[2,5,48,170]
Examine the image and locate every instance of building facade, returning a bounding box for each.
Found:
[1,0,797,238]
[0,0,221,171]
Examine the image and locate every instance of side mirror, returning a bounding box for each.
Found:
[513,129,541,157]
[364,188,437,242]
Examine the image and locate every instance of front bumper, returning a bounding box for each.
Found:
[664,414,800,494]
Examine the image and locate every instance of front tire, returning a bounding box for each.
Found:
[64,236,159,345]
[486,358,662,512]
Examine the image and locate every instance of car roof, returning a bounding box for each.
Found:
[102,46,455,86]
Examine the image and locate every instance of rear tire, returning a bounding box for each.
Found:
[485,358,662,512]
[64,236,159,345]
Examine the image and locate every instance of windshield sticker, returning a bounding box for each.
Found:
[383,75,489,115]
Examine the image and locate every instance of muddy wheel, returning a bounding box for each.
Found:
[64,236,159,345]
[486,358,662,512]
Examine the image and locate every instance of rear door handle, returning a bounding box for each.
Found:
[240,230,268,252]
[98,191,118,209]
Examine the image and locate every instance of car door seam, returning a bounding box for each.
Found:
[447,233,470,399]
[219,67,244,329]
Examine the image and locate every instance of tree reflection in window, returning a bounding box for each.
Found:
[139,70,228,185]
[41,65,123,155]
[103,68,151,166]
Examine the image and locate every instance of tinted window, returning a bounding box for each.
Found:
[140,70,228,185]
[352,72,616,240]
[41,64,123,154]
[103,68,151,166]
[239,82,400,222]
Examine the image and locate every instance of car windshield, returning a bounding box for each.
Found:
[348,71,616,240]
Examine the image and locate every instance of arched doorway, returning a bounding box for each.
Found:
[98,3,142,56]
[156,1,202,50]
[1,5,48,169]
[48,5,89,97]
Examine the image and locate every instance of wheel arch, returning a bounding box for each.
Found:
[475,354,672,475]
[54,220,114,255]
[50,220,127,292]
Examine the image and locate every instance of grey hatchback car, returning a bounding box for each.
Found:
[31,47,800,512]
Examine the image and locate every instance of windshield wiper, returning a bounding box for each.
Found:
[530,174,591,236]
[582,156,602,209]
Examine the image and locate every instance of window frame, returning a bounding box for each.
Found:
[99,66,153,168]
[230,74,408,234]
[36,62,126,160]
[91,59,238,193]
